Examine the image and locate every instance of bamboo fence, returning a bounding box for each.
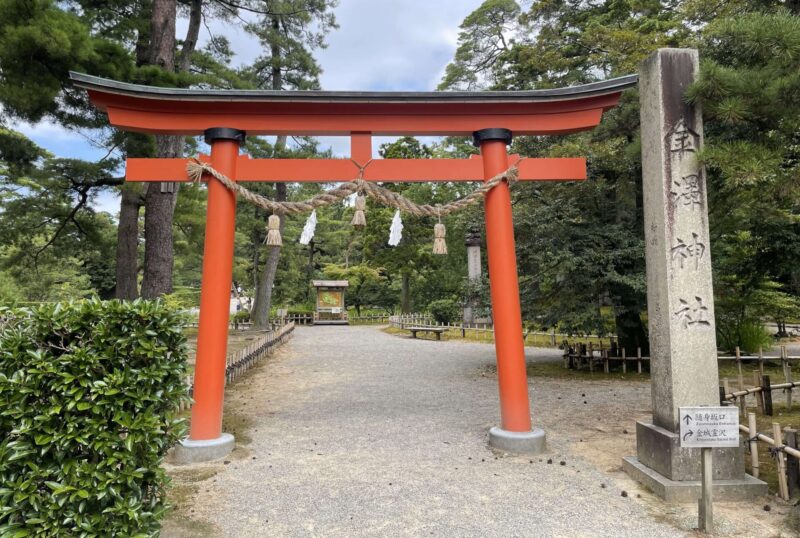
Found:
[178,322,295,411]
[739,413,800,501]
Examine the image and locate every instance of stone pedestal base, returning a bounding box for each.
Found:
[635,421,744,480]
[623,456,766,502]
[624,421,766,501]
[488,427,546,454]
[170,433,235,464]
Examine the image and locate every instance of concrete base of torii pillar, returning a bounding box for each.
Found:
[622,48,766,502]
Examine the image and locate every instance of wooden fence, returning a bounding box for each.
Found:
[739,413,800,500]
[388,314,616,347]
[563,344,800,377]
[188,314,315,329]
[720,347,800,414]
[348,314,393,324]
[178,322,295,411]
[712,346,800,500]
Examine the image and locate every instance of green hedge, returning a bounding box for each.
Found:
[428,298,461,324]
[0,300,190,537]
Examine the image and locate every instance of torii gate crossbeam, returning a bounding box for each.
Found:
[73,72,636,461]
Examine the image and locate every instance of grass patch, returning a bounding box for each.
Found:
[221,406,255,445]
[170,467,219,483]
[162,469,219,538]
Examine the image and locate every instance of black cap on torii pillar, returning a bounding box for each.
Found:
[204,127,247,145]
[472,128,513,147]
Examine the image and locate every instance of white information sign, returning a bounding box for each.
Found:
[679,406,739,448]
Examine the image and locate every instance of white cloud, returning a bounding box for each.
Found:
[15,120,75,142]
[317,0,480,91]
[180,0,479,92]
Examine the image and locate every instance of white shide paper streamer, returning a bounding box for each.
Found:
[299,210,317,245]
[388,210,403,246]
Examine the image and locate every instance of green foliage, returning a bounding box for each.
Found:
[717,318,773,354]
[0,269,22,304]
[439,0,799,351]
[691,8,800,349]
[428,298,460,324]
[231,310,250,325]
[0,0,132,122]
[438,0,520,90]
[0,299,190,536]
[0,130,120,302]
[461,0,665,348]
[242,0,338,91]
[160,288,200,312]
[322,263,386,316]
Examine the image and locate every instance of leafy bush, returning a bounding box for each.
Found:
[717,317,773,354]
[231,310,251,324]
[0,299,190,537]
[428,298,460,324]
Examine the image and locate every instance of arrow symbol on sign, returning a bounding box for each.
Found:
[683,430,694,441]
[683,414,693,425]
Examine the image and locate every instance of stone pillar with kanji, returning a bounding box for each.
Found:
[463,226,482,325]
[622,48,766,501]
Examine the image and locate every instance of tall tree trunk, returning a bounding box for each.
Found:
[251,17,286,328]
[114,6,152,299]
[142,135,182,298]
[140,0,178,298]
[401,272,412,313]
[611,286,649,355]
[148,0,177,70]
[178,0,202,72]
[115,183,144,299]
[251,182,286,328]
[140,0,205,298]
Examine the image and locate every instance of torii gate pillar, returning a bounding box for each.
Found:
[173,128,244,463]
[476,128,545,454]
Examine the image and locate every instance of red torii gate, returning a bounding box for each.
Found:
[73,72,636,459]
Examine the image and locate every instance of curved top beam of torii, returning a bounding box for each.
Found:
[70,72,637,137]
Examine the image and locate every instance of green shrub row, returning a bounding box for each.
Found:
[0,299,190,537]
[428,298,461,324]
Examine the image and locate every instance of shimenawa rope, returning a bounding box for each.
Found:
[186,158,520,253]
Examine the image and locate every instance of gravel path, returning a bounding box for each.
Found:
[175,325,697,537]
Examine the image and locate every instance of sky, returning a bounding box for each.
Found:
[14,0,483,216]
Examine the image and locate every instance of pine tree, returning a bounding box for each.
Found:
[688,8,800,345]
[243,0,338,328]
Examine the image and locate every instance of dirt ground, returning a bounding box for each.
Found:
[532,375,795,537]
[164,327,799,537]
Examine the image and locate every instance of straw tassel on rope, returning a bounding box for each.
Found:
[432,205,447,255]
[433,223,447,255]
[351,194,367,229]
[266,214,283,246]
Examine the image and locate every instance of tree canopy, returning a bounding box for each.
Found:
[0,0,797,352]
